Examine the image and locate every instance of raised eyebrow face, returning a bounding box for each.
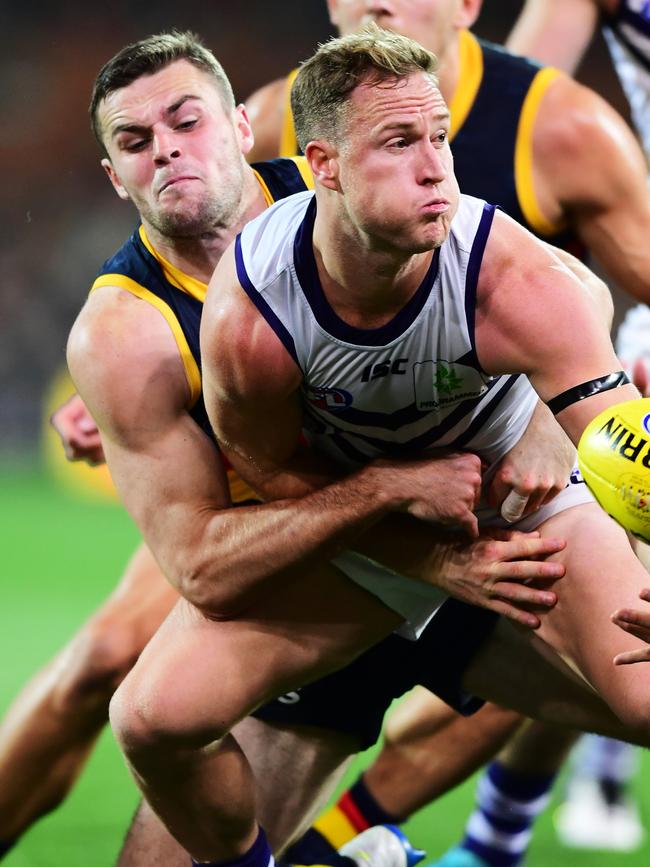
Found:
[108,93,204,141]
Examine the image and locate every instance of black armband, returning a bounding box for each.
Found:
[546,371,630,415]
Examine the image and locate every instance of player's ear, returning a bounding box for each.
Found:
[454,0,483,29]
[101,159,130,201]
[305,140,340,191]
[234,104,255,156]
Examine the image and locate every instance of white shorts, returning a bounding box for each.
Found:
[333,469,594,640]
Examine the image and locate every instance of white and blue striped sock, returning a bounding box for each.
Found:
[459,761,555,867]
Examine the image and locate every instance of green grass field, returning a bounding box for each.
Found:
[1,465,649,866]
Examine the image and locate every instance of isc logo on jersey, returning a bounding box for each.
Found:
[306,385,353,412]
[577,398,650,541]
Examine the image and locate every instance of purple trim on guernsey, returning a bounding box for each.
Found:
[293,197,441,347]
[464,202,496,364]
[234,234,301,369]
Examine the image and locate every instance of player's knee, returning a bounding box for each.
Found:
[54,616,140,713]
[109,670,228,767]
[109,677,171,762]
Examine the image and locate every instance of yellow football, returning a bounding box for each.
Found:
[577,398,650,542]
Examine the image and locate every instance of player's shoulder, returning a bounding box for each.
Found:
[239,189,313,284]
[92,225,159,293]
[68,281,189,433]
[533,70,627,160]
[447,194,496,251]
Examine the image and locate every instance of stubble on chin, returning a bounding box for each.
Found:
[147,196,238,239]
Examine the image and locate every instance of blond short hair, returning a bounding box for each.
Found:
[291,23,439,152]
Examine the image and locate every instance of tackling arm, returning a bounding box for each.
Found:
[69,283,472,617]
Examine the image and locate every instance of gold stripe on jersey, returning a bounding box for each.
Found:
[514,67,567,237]
[292,155,315,190]
[227,469,259,504]
[254,156,314,207]
[449,30,483,142]
[91,273,202,408]
[139,226,208,303]
[313,807,359,850]
[253,169,276,207]
[280,68,300,157]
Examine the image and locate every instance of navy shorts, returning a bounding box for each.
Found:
[252,598,499,749]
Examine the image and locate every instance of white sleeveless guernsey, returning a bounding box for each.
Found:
[236,191,592,637]
[603,0,650,160]
[237,192,537,473]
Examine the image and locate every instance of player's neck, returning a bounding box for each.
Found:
[140,168,267,283]
[312,218,434,329]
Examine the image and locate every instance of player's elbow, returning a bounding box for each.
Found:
[175,557,250,619]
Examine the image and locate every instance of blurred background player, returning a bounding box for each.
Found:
[242,3,650,867]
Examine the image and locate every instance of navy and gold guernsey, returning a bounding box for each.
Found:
[279,31,580,254]
[89,157,313,504]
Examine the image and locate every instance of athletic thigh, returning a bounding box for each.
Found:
[531,503,650,728]
[113,562,402,742]
[462,613,647,744]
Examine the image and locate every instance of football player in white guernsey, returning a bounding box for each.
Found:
[106,26,650,867]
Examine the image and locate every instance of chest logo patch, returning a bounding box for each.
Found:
[413,360,489,410]
[306,385,353,412]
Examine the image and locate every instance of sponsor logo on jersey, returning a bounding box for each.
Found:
[413,360,489,410]
[306,385,353,412]
[360,357,409,382]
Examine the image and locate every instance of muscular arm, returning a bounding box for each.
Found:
[476,210,640,444]
[67,286,456,617]
[533,76,650,304]
[506,0,601,73]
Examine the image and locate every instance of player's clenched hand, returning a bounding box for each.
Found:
[612,588,650,664]
[432,529,566,628]
[50,393,105,465]
[376,452,482,538]
[488,402,575,523]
